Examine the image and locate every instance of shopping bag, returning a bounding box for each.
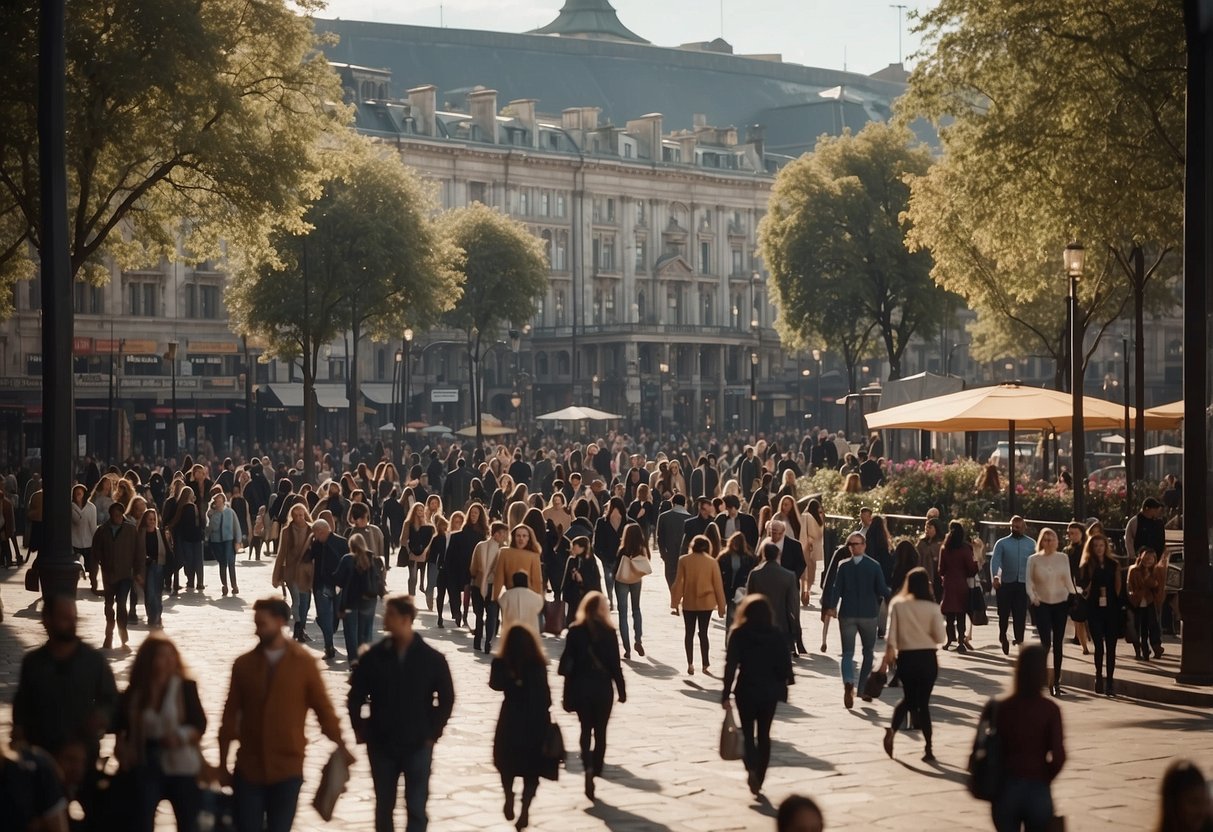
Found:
[863,669,887,700]
[719,704,744,761]
[312,749,350,822]
[968,586,989,626]
[543,599,565,635]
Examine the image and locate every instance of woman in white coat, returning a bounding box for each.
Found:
[71,484,99,593]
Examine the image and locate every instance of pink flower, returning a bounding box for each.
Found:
[1016,484,1025,494]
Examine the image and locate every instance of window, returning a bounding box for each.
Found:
[553,231,568,271]
[468,181,487,204]
[535,296,545,325]
[636,201,646,225]
[594,235,615,272]
[731,247,744,276]
[634,237,647,270]
[556,192,566,217]
[519,190,529,216]
[541,191,550,217]
[604,289,615,323]
[637,290,646,321]
[541,230,553,267]
[128,282,159,317]
[27,278,41,311]
[186,283,221,319]
[700,241,711,274]
[593,290,603,324]
[607,199,616,222]
[624,144,633,158]
[73,283,104,315]
[555,290,567,326]
[702,290,714,325]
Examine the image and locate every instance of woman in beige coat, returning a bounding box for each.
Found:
[272,502,314,642]
[671,535,727,675]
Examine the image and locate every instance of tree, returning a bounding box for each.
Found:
[0,0,344,315]
[227,140,462,483]
[760,121,944,381]
[438,203,549,447]
[902,0,1184,477]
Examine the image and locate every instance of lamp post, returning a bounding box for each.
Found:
[511,392,522,435]
[1123,336,1132,511]
[812,348,824,431]
[800,366,810,428]
[750,351,759,436]
[167,340,179,460]
[658,361,669,444]
[399,328,413,463]
[1064,241,1086,519]
[392,347,403,460]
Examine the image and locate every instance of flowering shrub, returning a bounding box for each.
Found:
[800,460,1138,527]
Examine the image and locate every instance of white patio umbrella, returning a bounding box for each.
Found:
[420,424,452,434]
[1144,444,1184,457]
[535,405,623,421]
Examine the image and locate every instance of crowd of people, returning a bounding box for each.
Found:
[0,429,1206,832]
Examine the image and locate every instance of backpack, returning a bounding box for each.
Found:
[967,698,1003,802]
[367,555,387,599]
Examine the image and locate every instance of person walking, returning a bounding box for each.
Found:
[981,644,1066,832]
[746,542,800,652]
[206,492,240,596]
[822,532,890,708]
[656,495,691,589]
[1026,528,1077,697]
[490,625,554,830]
[218,597,355,832]
[612,522,650,659]
[721,595,793,798]
[719,532,758,632]
[444,503,487,630]
[938,521,978,652]
[593,497,628,606]
[880,567,945,762]
[671,535,727,675]
[799,499,825,604]
[92,502,142,649]
[12,594,118,822]
[308,518,350,661]
[115,635,205,832]
[1077,532,1122,694]
[348,595,455,832]
[133,508,173,630]
[398,503,434,597]
[991,516,1035,655]
[1153,760,1213,832]
[557,591,626,801]
[1128,548,1167,661]
[272,503,315,643]
[335,532,384,665]
[471,522,508,653]
[499,571,546,636]
[560,536,602,624]
[916,520,942,600]
[167,486,204,593]
[70,485,98,592]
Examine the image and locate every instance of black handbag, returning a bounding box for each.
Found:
[968,585,989,626]
[1068,593,1088,623]
[863,669,887,700]
[968,698,1004,802]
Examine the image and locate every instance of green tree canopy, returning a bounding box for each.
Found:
[227,138,462,482]
[760,121,943,381]
[438,203,549,445]
[901,0,1183,380]
[0,0,345,317]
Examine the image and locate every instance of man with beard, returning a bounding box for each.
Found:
[219,597,354,832]
[990,515,1036,655]
[12,594,117,820]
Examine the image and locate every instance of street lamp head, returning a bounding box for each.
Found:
[1063,241,1085,278]
[403,327,414,343]
[658,361,669,374]
[862,364,870,374]
[750,318,759,329]
[510,394,522,409]
[395,350,403,363]
[509,329,521,353]
[801,368,811,377]
[592,374,599,384]
[166,340,178,361]
[751,352,759,366]
[811,348,821,362]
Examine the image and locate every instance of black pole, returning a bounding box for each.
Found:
[244,339,255,461]
[1123,337,1132,517]
[401,337,410,462]
[170,348,178,461]
[1007,420,1016,515]
[1179,0,1213,684]
[37,0,79,597]
[816,357,823,431]
[107,318,115,463]
[1132,246,1147,487]
[1070,271,1086,520]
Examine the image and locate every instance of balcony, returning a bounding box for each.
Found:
[531,322,748,340]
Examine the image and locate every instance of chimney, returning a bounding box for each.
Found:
[406,85,436,136]
[506,99,539,148]
[679,134,698,164]
[467,88,499,144]
[746,124,765,163]
[625,113,663,160]
[579,107,600,131]
[692,112,707,130]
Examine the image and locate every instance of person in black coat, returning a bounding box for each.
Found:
[679,497,716,560]
[656,496,692,588]
[442,504,486,628]
[718,532,758,631]
[491,625,553,830]
[721,595,794,798]
[558,591,626,801]
[560,536,602,625]
[592,498,628,604]
[714,495,760,552]
[441,459,474,512]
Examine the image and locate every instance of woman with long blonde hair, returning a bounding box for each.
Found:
[335,532,380,664]
[272,502,315,642]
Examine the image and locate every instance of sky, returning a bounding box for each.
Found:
[319,0,940,76]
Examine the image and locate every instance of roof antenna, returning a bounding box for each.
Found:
[890,4,907,64]
[843,45,848,72]
[720,0,725,38]
[440,3,444,28]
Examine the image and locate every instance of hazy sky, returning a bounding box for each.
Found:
[320,0,940,76]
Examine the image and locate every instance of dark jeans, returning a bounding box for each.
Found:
[437,584,462,626]
[471,587,500,649]
[890,649,937,747]
[75,547,97,586]
[576,697,613,776]
[233,773,302,832]
[212,540,237,589]
[736,697,777,790]
[104,579,133,630]
[663,555,679,589]
[178,540,204,589]
[996,582,1029,643]
[406,561,427,596]
[135,753,200,832]
[315,585,340,651]
[945,612,967,643]
[344,597,378,660]
[144,564,164,628]
[1088,607,1118,679]
[1035,601,1070,681]
[1133,605,1162,653]
[369,743,433,832]
[992,777,1053,832]
[470,587,486,644]
[683,610,711,666]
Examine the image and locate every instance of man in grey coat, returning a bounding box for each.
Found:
[746,542,800,654]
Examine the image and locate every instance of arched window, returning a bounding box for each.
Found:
[540,229,553,266]
[536,352,550,377]
[555,290,567,326]
[556,352,570,375]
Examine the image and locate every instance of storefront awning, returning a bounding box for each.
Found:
[260,383,349,411]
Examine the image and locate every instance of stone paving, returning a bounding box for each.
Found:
[1,555,1211,831]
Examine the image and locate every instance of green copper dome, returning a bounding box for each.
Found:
[530,0,649,44]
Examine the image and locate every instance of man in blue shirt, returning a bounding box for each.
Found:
[990,515,1035,654]
[822,532,890,709]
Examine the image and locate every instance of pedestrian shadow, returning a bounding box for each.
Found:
[627,658,679,680]
[771,739,835,771]
[893,756,969,785]
[585,798,675,830]
[601,763,662,792]
[750,796,778,818]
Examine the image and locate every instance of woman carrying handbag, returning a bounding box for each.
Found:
[612,523,652,660]
[939,521,979,652]
[491,625,553,830]
[881,567,945,762]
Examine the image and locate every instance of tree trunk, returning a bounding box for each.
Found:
[1133,246,1146,485]
[471,332,484,448]
[879,322,900,380]
[303,358,317,485]
[348,312,361,447]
